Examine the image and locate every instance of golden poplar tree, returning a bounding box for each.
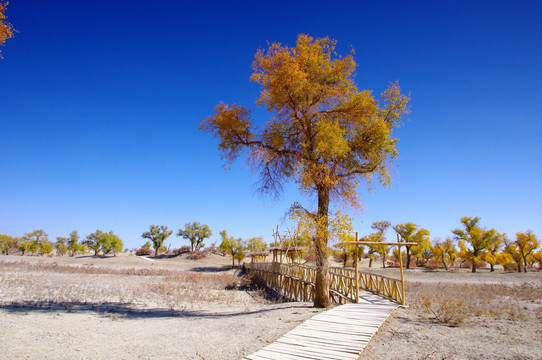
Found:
[0,1,15,58]
[200,34,410,307]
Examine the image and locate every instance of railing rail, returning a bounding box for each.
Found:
[247,262,403,304]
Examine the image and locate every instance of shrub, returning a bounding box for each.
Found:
[186,250,209,260]
[421,294,466,325]
[135,248,153,256]
[425,258,441,270]
[304,253,315,262]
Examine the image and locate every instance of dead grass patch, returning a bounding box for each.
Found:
[407,281,542,324]
[0,259,262,312]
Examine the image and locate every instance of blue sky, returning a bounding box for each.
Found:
[1,1,541,249]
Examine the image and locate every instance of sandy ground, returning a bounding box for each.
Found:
[360,267,542,360]
[0,254,323,360]
[1,254,541,360]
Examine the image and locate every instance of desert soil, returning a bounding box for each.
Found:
[1,254,541,360]
[0,254,323,360]
[360,267,542,360]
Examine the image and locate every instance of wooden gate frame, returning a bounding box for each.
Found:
[344,233,417,306]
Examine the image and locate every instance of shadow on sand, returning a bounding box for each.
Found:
[189,265,235,273]
[0,300,312,319]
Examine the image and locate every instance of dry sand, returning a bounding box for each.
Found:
[1,254,541,360]
[0,254,322,360]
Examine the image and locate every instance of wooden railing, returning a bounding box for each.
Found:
[248,262,404,305]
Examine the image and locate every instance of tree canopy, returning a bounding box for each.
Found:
[177,222,212,252]
[142,225,173,256]
[394,222,430,269]
[452,217,500,273]
[218,230,245,267]
[84,230,123,256]
[201,34,410,307]
[0,1,15,58]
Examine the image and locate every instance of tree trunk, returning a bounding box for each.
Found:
[471,261,477,273]
[490,263,494,272]
[406,248,411,269]
[441,256,449,270]
[313,188,331,308]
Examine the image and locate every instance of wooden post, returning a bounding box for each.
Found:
[397,233,406,306]
[354,232,360,303]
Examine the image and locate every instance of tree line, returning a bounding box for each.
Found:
[0,229,124,257]
[136,223,267,267]
[1,217,539,274]
[332,216,540,273]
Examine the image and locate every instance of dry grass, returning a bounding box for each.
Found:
[407,281,542,324]
[0,260,255,312]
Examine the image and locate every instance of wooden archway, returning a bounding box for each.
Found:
[343,233,417,305]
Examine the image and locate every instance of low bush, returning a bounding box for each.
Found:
[304,253,315,262]
[421,294,466,325]
[135,248,153,256]
[186,250,209,260]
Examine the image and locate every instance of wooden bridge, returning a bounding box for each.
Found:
[244,260,406,359]
[243,288,397,360]
[247,262,405,305]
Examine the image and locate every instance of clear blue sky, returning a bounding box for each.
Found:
[1,0,541,249]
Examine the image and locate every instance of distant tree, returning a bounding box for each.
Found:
[200,34,410,307]
[482,232,505,272]
[142,241,152,250]
[234,250,246,265]
[17,238,31,255]
[177,222,212,252]
[142,225,173,256]
[514,231,539,273]
[218,230,245,267]
[333,234,359,268]
[84,230,103,255]
[23,230,51,256]
[55,237,68,256]
[452,217,498,273]
[0,1,16,58]
[502,238,523,272]
[100,232,123,256]
[24,229,48,246]
[394,222,430,269]
[245,236,266,253]
[496,251,514,271]
[83,230,123,256]
[432,237,457,270]
[40,242,53,256]
[66,230,81,256]
[0,234,18,255]
[371,221,391,268]
[362,232,381,268]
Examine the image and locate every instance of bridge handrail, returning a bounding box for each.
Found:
[247,262,403,304]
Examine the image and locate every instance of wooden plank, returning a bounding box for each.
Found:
[245,286,397,360]
[277,335,361,353]
[282,327,368,341]
[264,342,357,360]
[248,348,314,360]
[287,328,372,342]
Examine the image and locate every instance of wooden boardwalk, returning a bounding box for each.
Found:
[244,291,397,360]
